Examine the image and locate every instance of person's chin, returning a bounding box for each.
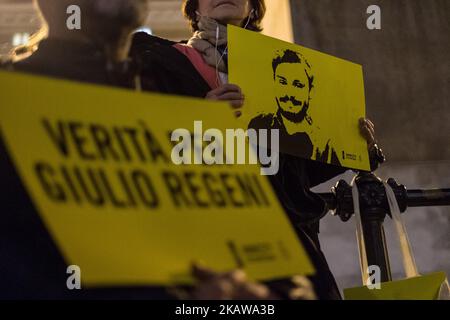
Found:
[214,1,239,11]
[213,11,242,24]
[279,107,307,124]
[283,105,302,115]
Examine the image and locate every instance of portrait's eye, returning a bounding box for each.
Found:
[293,80,305,88]
[277,76,287,85]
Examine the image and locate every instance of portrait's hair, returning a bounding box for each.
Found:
[272,49,314,92]
[182,0,266,32]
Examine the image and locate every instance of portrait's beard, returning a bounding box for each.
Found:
[276,97,310,124]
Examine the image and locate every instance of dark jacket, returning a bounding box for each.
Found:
[249,111,342,166]
[131,32,348,300]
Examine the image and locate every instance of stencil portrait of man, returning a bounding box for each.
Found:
[248,49,340,165]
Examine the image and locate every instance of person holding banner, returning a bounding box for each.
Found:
[131,0,385,300]
[0,0,171,299]
[2,0,309,300]
[8,0,150,88]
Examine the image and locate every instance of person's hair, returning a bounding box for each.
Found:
[272,49,314,91]
[34,0,73,28]
[182,0,266,32]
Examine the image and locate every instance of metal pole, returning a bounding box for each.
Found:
[317,173,450,283]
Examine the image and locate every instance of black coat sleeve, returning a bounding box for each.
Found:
[305,159,348,188]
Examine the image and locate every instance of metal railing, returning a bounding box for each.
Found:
[318,172,450,282]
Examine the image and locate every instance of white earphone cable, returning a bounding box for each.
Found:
[215,10,254,86]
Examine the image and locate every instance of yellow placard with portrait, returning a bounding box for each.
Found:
[228,25,370,171]
[0,70,314,287]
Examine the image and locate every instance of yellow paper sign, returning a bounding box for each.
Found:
[344,272,448,300]
[229,25,370,171]
[0,71,314,287]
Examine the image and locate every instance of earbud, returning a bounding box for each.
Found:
[243,9,256,29]
[195,10,202,21]
[249,8,258,19]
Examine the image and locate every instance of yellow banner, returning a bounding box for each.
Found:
[0,71,314,287]
[229,25,370,171]
[344,272,448,300]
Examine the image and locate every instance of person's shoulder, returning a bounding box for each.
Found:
[0,51,33,73]
[248,113,276,129]
[131,32,189,64]
[5,56,39,76]
[131,32,178,50]
[8,40,56,75]
[11,56,36,72]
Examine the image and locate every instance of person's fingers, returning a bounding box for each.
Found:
[205,91,218,100]
[359,128,371,143]
[358,118,379,147]
[361,129,374,143]
[366,118,375,130]
[210,84,242,97]
[224,269,247,284]
[362,131,375,146]
[359,117,366,126]
[221,270,274,300]
[368,129,376,141]
[289,276,317,300]
[291,275,313,288]
[206,96,244,108]
[359,121,367,133]
[191,263,218,281]
[366,123,375,137]
[360,118,375,135]
[234,282,272,300]
[359,118,368,129]
[229,95,245,108]
[206,88,229,100]
[361,125,374,139]
[231,101,244,109]
[289,287,317,300]
[219,83,242,94]
[366,124,376,140]
[229,100,244,109]
[191,267,276,300]
[359,120,374,136]
[192,279,234,300]
[359,119,367,133]
[216,92,244,102]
